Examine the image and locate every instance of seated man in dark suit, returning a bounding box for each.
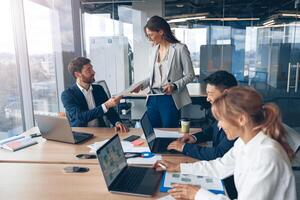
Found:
[61,57,128,132]
[167,71,238,199]
[167,71,238,159]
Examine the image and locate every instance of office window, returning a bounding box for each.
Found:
[288,23,300,44]
[210,26,231,45]
[24,0,59,115]
[173,28,207,75]
[0,0,23,139]
[244,27,258,79]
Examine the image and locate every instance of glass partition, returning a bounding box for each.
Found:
[80,0,300,129]
[0,0,23,139]
[173,27,207,76]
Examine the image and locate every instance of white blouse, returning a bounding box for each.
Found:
[180,131,296,200]
[152,46,170,90]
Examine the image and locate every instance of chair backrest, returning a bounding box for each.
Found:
[94,80,113,127]
[95,80,111,98]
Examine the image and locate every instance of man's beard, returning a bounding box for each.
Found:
[82,75,95,84]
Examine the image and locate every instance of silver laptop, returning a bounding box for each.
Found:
[35,114,93,144]
[96,134,162,197]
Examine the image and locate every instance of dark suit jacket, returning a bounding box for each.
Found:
[61,84,121,127]
[182,121,235,160]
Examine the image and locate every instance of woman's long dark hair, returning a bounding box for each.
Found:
[144,15,180,43]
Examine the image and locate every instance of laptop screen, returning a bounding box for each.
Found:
[35,114,75,143]
[141,112,156,150]
[96,134,127,187]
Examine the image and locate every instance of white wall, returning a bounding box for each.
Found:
[132,0,164,82]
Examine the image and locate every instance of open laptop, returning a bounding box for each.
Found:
[96,134,162,197]
[141,112,181,155]
[35,114,93,144]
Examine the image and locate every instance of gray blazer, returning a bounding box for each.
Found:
[142,43,195,109]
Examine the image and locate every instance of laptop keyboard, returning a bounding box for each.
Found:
[154,139,169,151]
[73,132,90,142]
[114,167,148,191]
[154,139,178,153]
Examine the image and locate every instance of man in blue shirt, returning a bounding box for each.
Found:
[167,70,238,160]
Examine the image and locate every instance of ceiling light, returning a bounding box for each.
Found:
[168,16,206,23]
[263,19,275,26]
[165,13,209,20]
[176,4,184,8]
[281,13,300,18]
[167,16,260,23]
[264,23,275,27]
[81,0,145,4]
[171,17,259,22]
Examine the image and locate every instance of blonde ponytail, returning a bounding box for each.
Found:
[261,103,294,160]
[213,86,294,160]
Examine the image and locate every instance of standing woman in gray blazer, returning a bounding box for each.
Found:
[132,16,195,128]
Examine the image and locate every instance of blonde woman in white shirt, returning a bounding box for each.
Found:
[154,86,296,200]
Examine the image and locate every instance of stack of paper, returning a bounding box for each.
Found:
[114,80,145,96]
[0,135,24,146]
[157,195,176,200]
[0,136,37,152]
[127,155,162,165]
[154,129,183,138]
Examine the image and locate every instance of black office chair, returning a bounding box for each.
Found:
[94,80,113,127]
[95,80,111,98]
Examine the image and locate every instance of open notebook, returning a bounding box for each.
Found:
[0,136,37,151]
[160,172,225,195]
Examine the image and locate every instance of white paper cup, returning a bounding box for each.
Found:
[181,120,190,133]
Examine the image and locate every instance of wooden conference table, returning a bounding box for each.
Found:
[0,127,198,165]
[0,163,173,200]
[0,127,199,200]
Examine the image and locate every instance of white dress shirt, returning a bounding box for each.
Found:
[76,83,108,127]
[180,131,296,200]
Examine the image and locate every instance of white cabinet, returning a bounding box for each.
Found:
[90,36,130,95]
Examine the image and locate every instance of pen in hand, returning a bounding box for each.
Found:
[158,163,167,170]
